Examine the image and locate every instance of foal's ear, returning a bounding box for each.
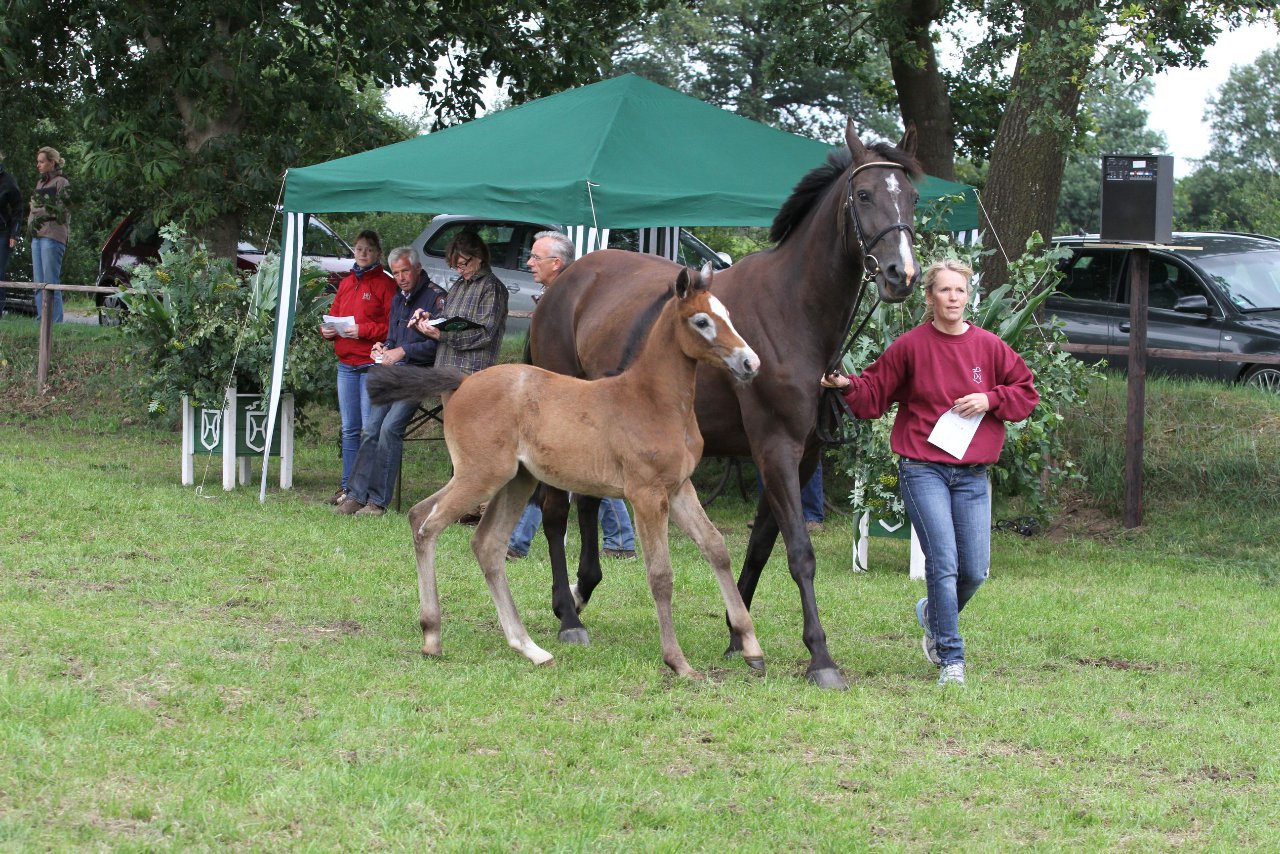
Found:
[674,266,694,299]
[845,118,867,161]
[699,261,715,289]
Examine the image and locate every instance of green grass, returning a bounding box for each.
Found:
[2,320,1279,850]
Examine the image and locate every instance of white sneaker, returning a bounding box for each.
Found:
[937,662,965,686]
[916,597,940,665]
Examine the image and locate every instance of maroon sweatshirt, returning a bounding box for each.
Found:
[842,322,1040,465]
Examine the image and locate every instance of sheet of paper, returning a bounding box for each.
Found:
[322,314,356,333]
[927,408,985,460]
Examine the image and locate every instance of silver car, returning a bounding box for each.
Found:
[411,215,731,333]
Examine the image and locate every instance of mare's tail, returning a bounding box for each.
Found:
[367,364,466,406]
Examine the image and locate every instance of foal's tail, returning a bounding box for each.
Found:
[367,364,466,406]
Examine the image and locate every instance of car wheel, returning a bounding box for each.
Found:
[97,287,127,327]
[1242,365,1280,393]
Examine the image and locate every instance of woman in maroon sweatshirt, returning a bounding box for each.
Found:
[822,259,1039,686]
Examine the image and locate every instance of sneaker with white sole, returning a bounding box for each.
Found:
[915,597,941,665]
[937,662,965,686]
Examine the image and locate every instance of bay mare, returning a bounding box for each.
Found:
[529,122,922,690]
[370,267,765,676]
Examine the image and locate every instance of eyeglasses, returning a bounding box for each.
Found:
[528,254,558,263]
[453,254,476,266]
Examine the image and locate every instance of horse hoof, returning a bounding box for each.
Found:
[558,628,590,645]
[743,656,766,674]
[807,667,848,691]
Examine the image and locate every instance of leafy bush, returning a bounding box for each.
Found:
[830,224,1102,524]
[117,224,337,419]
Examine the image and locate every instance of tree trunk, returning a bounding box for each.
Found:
[884,0,955,180]
[978,2,1095,290]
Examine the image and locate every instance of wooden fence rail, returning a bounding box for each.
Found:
[2,281,119,393]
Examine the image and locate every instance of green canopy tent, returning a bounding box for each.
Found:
[260,74,978,498]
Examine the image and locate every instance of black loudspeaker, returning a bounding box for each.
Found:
[1099,155,1173,244]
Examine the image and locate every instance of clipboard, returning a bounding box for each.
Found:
[428,316,484,333]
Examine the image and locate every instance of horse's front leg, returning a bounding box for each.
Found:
[542,485,590,644]
[751,445,846,690]
[669,480,764,674]
[631,491,698,679]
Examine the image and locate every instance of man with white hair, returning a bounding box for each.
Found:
[336,247,446,517]
[506,230,638,559]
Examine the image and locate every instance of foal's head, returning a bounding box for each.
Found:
[671,266,760,383]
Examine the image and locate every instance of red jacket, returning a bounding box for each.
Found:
[329,265,395,366]
[842,322,1039,465]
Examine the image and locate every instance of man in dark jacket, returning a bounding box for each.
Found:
[336,246,447,517]
[0,152,23,315]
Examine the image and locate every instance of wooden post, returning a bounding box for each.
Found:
[280,395,295,489]
[1124,248,1150,528]
[37,289,54,392]
[181,395,194,485]
[222,385,237,491]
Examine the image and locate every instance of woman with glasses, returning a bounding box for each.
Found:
[411,230,509,403]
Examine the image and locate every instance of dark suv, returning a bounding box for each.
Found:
[95,213,353,324]
[1048,232,1280,391]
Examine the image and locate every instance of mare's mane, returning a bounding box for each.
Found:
[609,287,676,376]
[769,141,922,244]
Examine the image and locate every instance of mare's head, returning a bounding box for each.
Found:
[771,121,922,302]
[671,265,760,383]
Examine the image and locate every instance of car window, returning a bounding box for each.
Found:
[1140,259,1208,311]
[1057,249,1122,302]
[425,222,524,272]
[302,218,352,259]
[1195,250,1280,312]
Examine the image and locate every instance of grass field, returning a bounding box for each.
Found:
[2,318,1278,850]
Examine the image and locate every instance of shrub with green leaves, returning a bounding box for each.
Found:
[831,223,1102,524]
[117,224,337,418]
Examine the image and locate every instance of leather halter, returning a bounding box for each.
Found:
[817,160,917,445]
[842,160,916,282]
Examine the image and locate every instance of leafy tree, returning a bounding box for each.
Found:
[1,0,649,258]
[958,1,1269,288]
[613,0,900,143]
[1181,47,1280,233]
[1055,75,1169,235]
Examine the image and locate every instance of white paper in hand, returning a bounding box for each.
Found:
[322,314,357,334]
[927,408,985,460]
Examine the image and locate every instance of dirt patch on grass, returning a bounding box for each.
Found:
[1077,656,1158,672]
[1044,498,1125,542]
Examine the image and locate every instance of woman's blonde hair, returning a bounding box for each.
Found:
[37,146,64,169]
[921,258,974,323]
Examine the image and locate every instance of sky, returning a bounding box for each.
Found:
[1144,21,1277,178]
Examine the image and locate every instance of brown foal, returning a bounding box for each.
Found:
[402,266,764,676]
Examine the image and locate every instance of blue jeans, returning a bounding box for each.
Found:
[336,361,373,491]
[599,498,635,551]
[508,503,543,556]
[899,459,990,666]
[345,398,418,508]
[756,460,825,522]
[507,497,635,556]
[31,237,66,323]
